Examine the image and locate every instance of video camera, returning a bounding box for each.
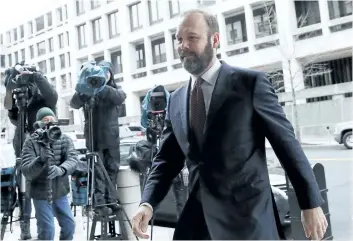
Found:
[75,61,109,97]
[32,121,62,143]
[4,61,38,88]
[141,85,170,143]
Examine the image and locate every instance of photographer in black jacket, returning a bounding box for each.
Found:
[70,61,126,215]
[3,63,58,240]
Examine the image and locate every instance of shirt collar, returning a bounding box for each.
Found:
[191,60,222,87]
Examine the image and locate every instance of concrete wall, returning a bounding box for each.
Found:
[283,98,353,136]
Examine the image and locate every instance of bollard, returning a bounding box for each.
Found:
[117,166,141,240]
[287,163,333,240]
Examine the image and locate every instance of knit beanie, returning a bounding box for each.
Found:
[36,107,56,121]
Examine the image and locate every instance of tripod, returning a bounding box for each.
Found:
[83,96,133,240]
[1,86,29,240]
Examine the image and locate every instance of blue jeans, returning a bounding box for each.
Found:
[33,195,75,241]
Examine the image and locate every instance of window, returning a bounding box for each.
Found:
[61,74,67,88]
[67,52,71,67]
[64,5,68,20]
[37,41,46,56]
[151,38,166,64]
[57,7,63,23]
[149,0,163,24]
[8,54,12,67]
[95,56,104,64]
[0,34,3,44]
[14,51,18,64]
[47,12,52,26]
[48,37,54,52]
[1,55,5,68]
[77,24,86,48]
[50,57,55,72]
[295,1,321,28]
[111,50,123,73]
[38,60,47,74]
[108,11,120,38]
[267,70,284,93]
[252,2,278,38]
[130,2,143,30]
[13,28,17,42]
[21,49,25,61]
[171,33,179,59]
[169,0,180,17]
[29,45,34,58]
[20,25,24,38]
[76,0,85,15]
[198,0,216,6]
[36,15,45,32]
[92,18,102,43]
[6,31,11,44]
[135,43,146,68]
[91,0,100,9]
[66,31,70,46]
[28,21,33,35]
[58,34,64,48]
[328,1,352,20]
[50,77,56,88]
[60,54,66,69]
[225,12,248,45]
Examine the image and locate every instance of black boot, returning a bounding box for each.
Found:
[107,203,121,214]
[94,206,112,216]
[19,220,31,240]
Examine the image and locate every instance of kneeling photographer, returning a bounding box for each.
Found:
[3,62,58,240]
[21,108,78,241]
[70,60,126,215]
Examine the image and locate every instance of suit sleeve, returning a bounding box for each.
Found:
[253,72,324,210]
[140,97,185,210]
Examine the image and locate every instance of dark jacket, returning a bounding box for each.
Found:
[6,72,58,157]
[70,80,126,150]
[141,62,324,240]
[21,133,78,200]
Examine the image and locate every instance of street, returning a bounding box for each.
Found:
[267,145,353,240]
[1,141,352,240]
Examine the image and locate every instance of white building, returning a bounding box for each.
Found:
[1,0,352,136]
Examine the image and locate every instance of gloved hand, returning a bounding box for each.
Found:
[48,165,65,179]
[40,147,54,163]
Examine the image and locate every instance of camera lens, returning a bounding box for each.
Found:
[48,126,61,141]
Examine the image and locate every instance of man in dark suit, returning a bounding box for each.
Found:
[132,9,328,240]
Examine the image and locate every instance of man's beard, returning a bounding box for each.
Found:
[179,40,214,76]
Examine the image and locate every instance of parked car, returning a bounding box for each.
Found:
[329,121,352,149]
[63,132,86,153]
[118,139,290,234]
[127,124,146,137]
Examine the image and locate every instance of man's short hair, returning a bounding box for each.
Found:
[182,9,219,36]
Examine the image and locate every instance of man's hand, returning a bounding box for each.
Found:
[47,165,65,179]
[132,205,153,239]
[301,207,328,240]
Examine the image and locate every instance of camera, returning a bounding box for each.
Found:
[33,121,62,143]
[76,61,108,97]
[4,62,38,88]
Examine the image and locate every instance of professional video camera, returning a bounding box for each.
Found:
[75,61,108,97]
[141,85,170,144]
[4,61,38,89]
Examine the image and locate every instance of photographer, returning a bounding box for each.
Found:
[21,108,78,241]
[3,63,58,240]
[70,60,126,215]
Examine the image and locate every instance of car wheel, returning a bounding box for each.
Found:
[343,131,352,149]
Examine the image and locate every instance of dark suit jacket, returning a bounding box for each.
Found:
[141,62,324,240]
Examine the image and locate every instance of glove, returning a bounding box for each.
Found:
[40,147,54,163]
[48,165,65,179]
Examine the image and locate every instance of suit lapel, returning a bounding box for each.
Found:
[204,63,236,135]
[179,80,192,143]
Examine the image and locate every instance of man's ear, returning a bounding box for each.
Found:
[212,32,220,49]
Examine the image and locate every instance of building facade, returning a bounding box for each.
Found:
[1,0,352,136]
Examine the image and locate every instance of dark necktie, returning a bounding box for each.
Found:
[190,77,206,149]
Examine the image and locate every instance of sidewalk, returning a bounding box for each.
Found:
[266,136,339,148]
[1,205,174,241]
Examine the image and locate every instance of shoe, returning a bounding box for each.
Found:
[20,220,32,240]
[108,204,121,214]
[94,206,112,216]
